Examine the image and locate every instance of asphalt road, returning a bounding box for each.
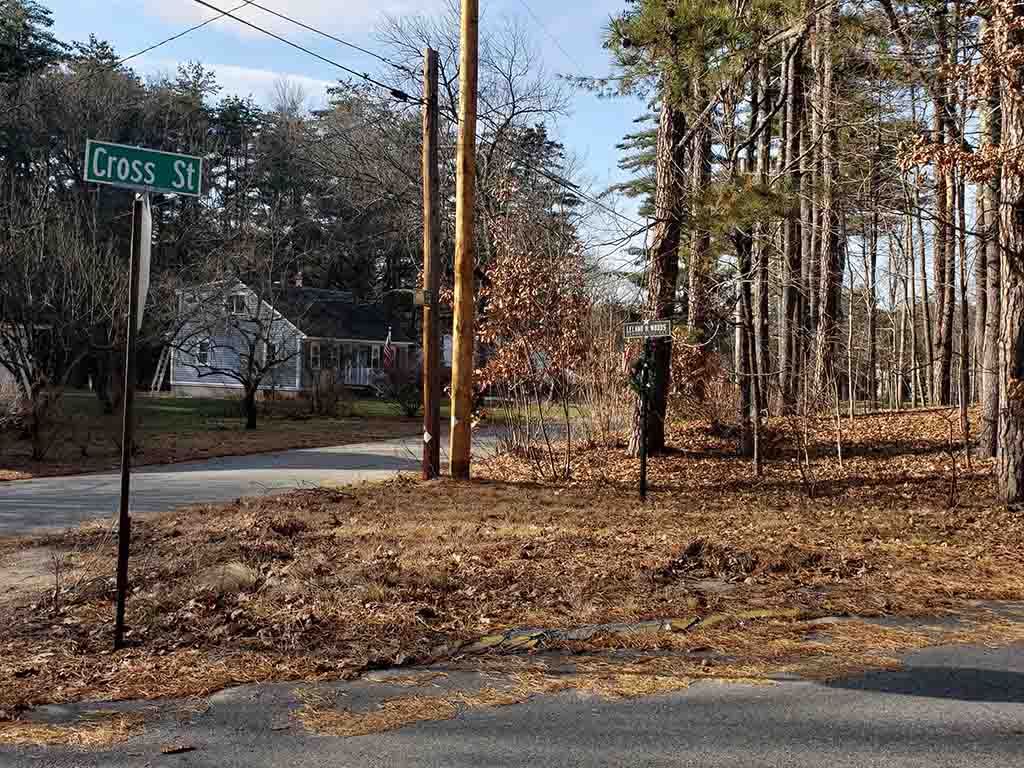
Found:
[4,642,1023,767]
[0,432,500,537]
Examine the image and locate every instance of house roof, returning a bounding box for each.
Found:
[271,287,412,343]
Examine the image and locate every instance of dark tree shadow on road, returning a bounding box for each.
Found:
[827,664,1024,703]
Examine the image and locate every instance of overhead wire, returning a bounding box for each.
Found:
[487,0,650,238]
[189,0,419,104]
[114,0,255,69]
[512,0,586,75]
[239,1,422,80]
[198,0,643,231]
[464,112,647,229]
[10,0,645,257]
[0,0,256,118]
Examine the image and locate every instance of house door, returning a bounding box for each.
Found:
[355,345,370,368]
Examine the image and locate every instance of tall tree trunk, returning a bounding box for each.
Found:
[958,171,970,440]
[799,94,816,408]
[813,3,839,394]
[898,231,910,411]
[688,78,712,405]
[976,189,988,401]
[907,206,922,407]
[847,256,856,417]
[937,168,957,405]
[736,261,754,457]
[805,1,820,355]
[244,385,258,430]
[933,2,957,405]
[997,5,1024,504]
[980,22,1003,457]
[915,187,935,406]
[754,55,773,408]
[867,202,879,408]
[629,96,686,456]
[933,167,949,402]
[780,39,804,413]
[732,73,758,459]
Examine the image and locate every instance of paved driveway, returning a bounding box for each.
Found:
[0,432,499,537]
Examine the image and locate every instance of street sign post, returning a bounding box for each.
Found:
[625,320,672,500]
[84,140,203,197]
[85,137,201,647]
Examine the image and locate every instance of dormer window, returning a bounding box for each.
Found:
[228,294,246,315]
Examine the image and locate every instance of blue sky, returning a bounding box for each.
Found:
[43,0,648,247]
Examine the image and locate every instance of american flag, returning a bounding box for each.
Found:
[383,328,395,369]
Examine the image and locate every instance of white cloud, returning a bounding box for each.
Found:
[140,0,442,40]
[140,57,336,110]
[207,63,336,108]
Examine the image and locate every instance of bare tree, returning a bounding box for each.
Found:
[170,229,307,430]
[0,179,123,458]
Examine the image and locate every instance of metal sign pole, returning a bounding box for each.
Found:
[639,340,650,501]
[114,193,144,649]
[623,321,671,502]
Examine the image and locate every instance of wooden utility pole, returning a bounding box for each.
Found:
[421,48,441,480]
[449,0,479,479]
[114,193,144,649]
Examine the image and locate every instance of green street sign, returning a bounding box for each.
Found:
[84,139,202,197]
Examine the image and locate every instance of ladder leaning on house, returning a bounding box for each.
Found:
[150,347,170,392]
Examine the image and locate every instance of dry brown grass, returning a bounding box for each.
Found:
[0,399,419,481]
[0,409,1021,719]
[0,711,143,747]
[295,670,698,738]
[294,689,459,737]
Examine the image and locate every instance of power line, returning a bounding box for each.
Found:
[189,0,418,104]
[1,1,255,118]
[188,0,639,229]
[240,1,421,80]
[513,0,586,75]
[116,0,255,69]
[473,122,646,229]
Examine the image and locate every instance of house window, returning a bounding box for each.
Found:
[228,294,247,315]
[266,341,277,365]
[197,339,210,366]
[370,345,382,369]
[309,341,321,370]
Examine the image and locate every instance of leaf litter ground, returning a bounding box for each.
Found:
[2,408,1023,741]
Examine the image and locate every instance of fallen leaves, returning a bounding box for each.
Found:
[0,409,1020,720]
[0,712,144,747]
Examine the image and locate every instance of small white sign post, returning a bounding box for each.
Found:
[624,320,673,500]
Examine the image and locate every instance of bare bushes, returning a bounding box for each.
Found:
[576,302,632,447]
[668,330,732,435]
[308,369,355,418]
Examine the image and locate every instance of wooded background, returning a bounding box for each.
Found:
[3,0,1024,502]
